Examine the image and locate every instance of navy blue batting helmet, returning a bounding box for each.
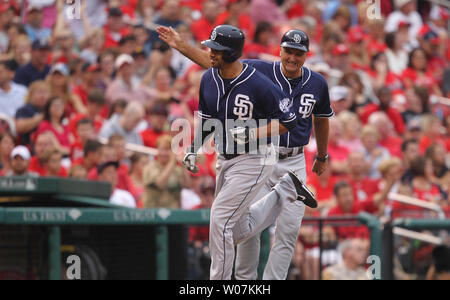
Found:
[201,25,245,63]
[280,30,309,52]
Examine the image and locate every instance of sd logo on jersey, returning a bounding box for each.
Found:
[234,94,253,120]
[299,94,316,118]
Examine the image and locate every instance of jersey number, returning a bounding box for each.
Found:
[299,94,316,118]
[233,94,253,120]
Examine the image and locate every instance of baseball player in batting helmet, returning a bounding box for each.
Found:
[179,24,318,280]
[158,25,331,280]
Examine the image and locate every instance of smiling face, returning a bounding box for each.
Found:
[49,98,65,121]
[209,49,225,69]
[11,156,29,175]
[280,47,307,78]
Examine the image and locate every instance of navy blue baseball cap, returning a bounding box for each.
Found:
[32,39,50,50]
[280,30,309,52]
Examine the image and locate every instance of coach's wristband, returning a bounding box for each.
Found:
[315,154,329,163]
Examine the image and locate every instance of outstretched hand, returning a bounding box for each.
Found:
[157,26,182,49]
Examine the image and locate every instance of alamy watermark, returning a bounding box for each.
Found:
[66,255,81,280]
[366,255,381,280]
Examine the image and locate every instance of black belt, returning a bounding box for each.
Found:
[278,147,304,160]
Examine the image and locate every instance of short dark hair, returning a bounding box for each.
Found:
[84,139,103,156]
[43,96,65,122]
[253,21,272,43]
[88,89,106,106]
[410,155,426,177]
[97,161,119,174]
[408,47,427,71]
[0,59,19,72]
[109,99,128,118]
[425,144,440,160]
[76,118,93,129]
[119,34,136,46]
[152,41,170,52]
[401,139,418,153]
[333,181,351,197]
[370,52,387,71]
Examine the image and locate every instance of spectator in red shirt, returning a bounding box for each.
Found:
[347,26,369,71]
[393,156,444,215]
[141,102,170,149]
[47,63,86,117]
[345,151,380,213]
[68,164,87,180]
[368,52,405,96]
[328,117,351,175]
[402,47,442,96]
[73,62,102,107]
[49,29,77,65]
[374,157,404,216]
[243,21,277,58]
[215,0,254,40]
[87,142,133,194]
[307,160,341,212]
[35,96,72,154]
[68,89,106,139]
[190,0,220,42]
[367,111,403,158]
[419,114,449,154]
[338,111,364,152]
[72,139,103,174]
[29,131,60,176]
[418,29,446,83]
[103,8,131,49]
[327,181,371,240]
[360,87,406,135]
[71,118,95,162]
[42,148,67,177]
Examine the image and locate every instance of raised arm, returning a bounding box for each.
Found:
[157,26,211,69]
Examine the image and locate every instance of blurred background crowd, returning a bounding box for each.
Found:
[0,0,448,280]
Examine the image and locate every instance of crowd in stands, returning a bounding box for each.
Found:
[0,0,448,280]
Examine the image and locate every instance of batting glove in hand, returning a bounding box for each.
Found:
[183,152,199,174]
[230,126,257,145]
